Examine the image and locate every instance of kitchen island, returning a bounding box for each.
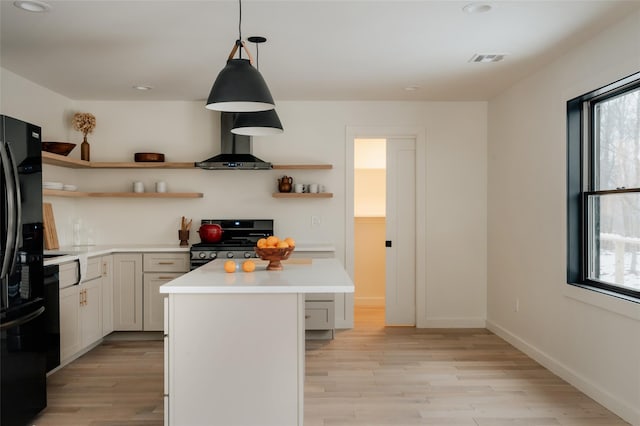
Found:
[159,258,354,426]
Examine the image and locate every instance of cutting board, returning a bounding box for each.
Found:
[43,202,59,249]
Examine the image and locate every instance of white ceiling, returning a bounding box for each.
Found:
[2,0,639,103]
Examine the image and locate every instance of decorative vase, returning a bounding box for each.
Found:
[80,135,90,161]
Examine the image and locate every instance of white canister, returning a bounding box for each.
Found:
[155,181,167,193]
[308,183,319,193]
[294,183,304,193]
[133,181,144,193]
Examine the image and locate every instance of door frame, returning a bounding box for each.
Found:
[345,126,427,328]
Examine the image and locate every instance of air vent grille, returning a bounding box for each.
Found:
[469,54,506,63]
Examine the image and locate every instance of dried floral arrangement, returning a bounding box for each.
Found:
[72,112,96,138]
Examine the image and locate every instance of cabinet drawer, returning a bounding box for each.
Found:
[305,301,334,330]
[84,256,102,281]
[305,293,335,301]
[59,261,79,289]
[143,253,189,273]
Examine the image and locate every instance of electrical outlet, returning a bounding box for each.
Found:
[311,216,321,226]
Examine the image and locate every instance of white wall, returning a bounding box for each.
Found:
[487,10,640,425]
[1,71,489,329]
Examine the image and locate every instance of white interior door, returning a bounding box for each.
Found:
[385,138,416,325]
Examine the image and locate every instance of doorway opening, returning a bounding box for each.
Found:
[353,138,387,328]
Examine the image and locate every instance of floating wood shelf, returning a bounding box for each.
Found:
[272,193,333,198]
[43,189,203,199]
[42,152,194,169]
[272,164,333,170]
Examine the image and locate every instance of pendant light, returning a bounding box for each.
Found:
[206,0,275,112]
[232,36,284,136]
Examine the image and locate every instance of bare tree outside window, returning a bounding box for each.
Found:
[589,87,640,291]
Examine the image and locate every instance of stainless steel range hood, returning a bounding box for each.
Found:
[196,113,272,170]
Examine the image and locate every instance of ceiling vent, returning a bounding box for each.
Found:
[468,54,506,63]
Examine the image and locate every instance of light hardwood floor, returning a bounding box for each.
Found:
[33,307,628,425]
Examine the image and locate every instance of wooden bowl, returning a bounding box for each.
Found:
[134,152,165,162]
[42,142,76,156]
[254,246,295,270]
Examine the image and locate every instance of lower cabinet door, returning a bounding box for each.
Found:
[81,278,103,347]
[143,273,181,331]
[59,285,81,362]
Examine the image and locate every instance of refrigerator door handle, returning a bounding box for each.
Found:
[7,142,22,276]
[0,142,17,284]
[7,141,22,274]
[0,305,45,331]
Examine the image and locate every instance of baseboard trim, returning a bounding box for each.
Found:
[486,319,639,425]
[420,317,486,328]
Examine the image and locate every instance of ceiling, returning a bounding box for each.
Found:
[1,1,639,103]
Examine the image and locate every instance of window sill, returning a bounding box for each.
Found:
[564,283,640,321]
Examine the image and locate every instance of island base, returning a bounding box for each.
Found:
[165,293,305,426]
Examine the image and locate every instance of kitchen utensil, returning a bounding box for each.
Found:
[42,142,76,156]
[278,176,293,193]
[198,223,223,243]
[293,184,304,193]
[254,245,295,271]
[134,152,165,162]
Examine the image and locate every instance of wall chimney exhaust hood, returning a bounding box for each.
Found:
[196,112,272,170]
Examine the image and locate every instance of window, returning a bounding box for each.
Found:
[567,72,640,301]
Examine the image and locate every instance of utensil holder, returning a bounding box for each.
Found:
[179,230,189,246]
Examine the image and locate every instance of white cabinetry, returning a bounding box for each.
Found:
[143,253,189,331]
[113,252,188,331]
[59,256,104,365]
[59,285,81,362]
[101,256,114,336]
[113,253,143,330]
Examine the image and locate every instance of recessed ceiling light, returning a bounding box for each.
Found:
[468,53,506,63]
[462,3,492,14]
[133,85,153,91]
[404,86,420,91]
[13,0,51,13]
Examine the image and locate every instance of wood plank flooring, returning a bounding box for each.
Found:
[32,307,628,425]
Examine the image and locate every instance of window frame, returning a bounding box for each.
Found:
[567,71,640,302]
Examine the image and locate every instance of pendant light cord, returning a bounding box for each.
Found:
[237,0,242,59]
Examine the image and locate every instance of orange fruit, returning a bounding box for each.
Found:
[256,238,267,248]
[277,241,289,248]
[266,236,279,247]
[284,237,295,247]
[242,260,256,272]
[223,260,236,273]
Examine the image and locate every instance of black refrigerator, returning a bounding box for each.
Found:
[1,115,47,426]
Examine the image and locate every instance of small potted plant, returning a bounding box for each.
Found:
[72,112,96,161]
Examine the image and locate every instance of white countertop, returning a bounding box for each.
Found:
[43,244,189,265]
[43,243,335,266]
[160,258,353,294]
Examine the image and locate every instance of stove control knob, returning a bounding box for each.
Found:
[210,252,217,259]
[244,252,252,258]
[198,252,207,259]
[226,252,234,258]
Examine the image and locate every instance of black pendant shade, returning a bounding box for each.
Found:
[231,109,283,136]
[206,59,275,112]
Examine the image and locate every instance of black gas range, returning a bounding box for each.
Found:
[190,219,273,269]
